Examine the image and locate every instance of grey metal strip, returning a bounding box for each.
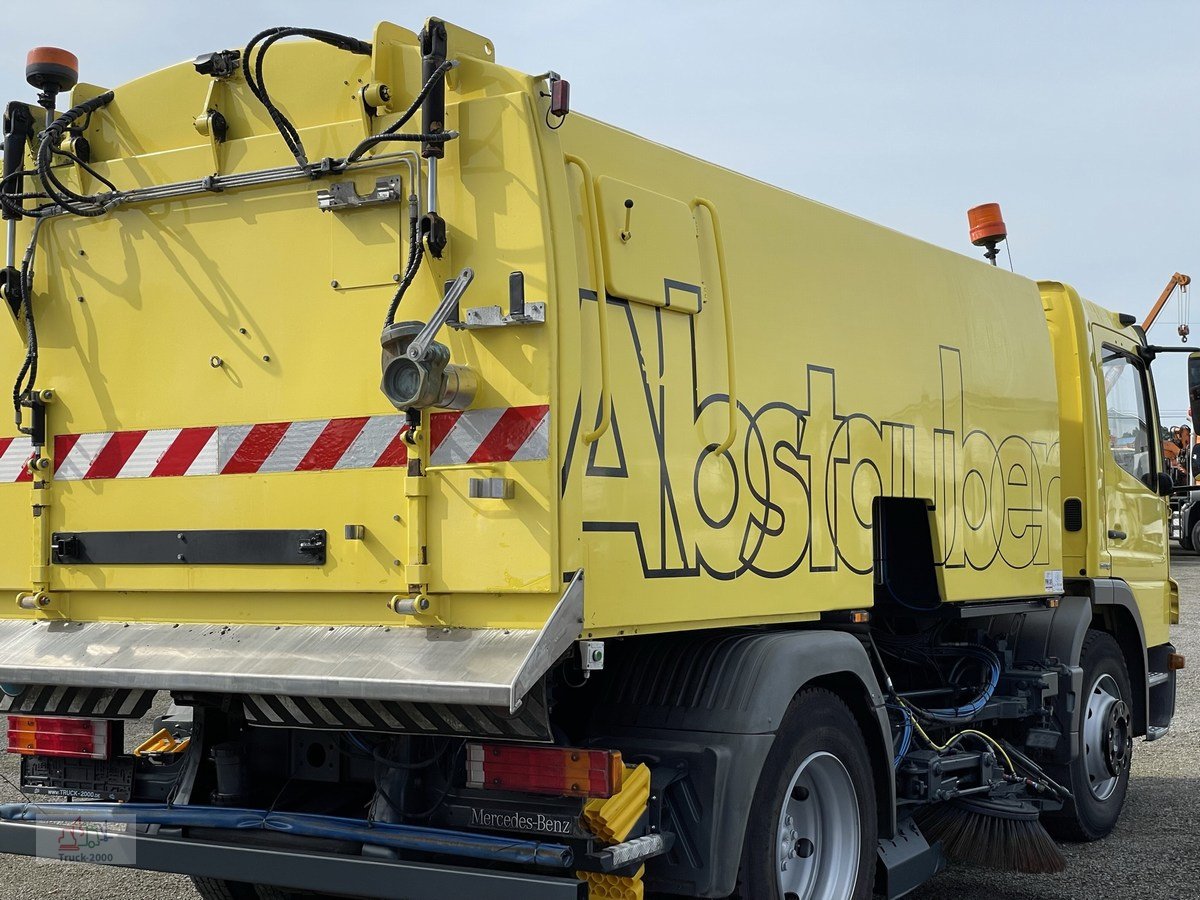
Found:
[0,574,583,710]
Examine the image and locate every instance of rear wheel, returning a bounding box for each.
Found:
[738,688,877,900]
[1191,518,1200,554]
[1044,630,1133,841]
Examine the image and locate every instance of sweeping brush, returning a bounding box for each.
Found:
[918,797,1066,874]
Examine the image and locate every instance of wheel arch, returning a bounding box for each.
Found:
[585,627,894,898]
[1090,580,1149,737]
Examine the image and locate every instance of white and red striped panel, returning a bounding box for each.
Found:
[0,406,550,483]
[429,405,550,467]
[0,437,35,483]
[53,415,411,482]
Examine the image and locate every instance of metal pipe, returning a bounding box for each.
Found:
[565,155,612,445]
[0,802,573,868]
[36,151,423,219]
[427,155,439,214]
[5,222,14,269]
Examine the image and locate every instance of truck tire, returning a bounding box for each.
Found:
[1043,630,1132,841]
[1191,518,1200,554]
[736,688,877,900]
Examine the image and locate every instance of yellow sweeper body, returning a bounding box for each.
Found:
[0,23,1168,649]
[0,20,1177,900]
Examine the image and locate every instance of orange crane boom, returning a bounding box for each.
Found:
[1142,271,1192,333]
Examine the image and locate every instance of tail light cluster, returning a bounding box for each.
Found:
[466,742,624,799]
[6,715,111,760]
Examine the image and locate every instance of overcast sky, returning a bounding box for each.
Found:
[3,1,1196,423]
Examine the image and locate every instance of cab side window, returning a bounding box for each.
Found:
[1102,348,1156,484]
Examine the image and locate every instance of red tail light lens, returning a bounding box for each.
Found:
[6,715,110,760]
[466,743,623,799]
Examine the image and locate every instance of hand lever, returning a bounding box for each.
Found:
[407,267,474,361]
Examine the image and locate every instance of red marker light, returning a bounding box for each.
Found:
[550,79,570,118]
[6,715,111,760]
[466,742,623,798]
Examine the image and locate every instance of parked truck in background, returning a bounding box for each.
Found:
[0,18,1181,900]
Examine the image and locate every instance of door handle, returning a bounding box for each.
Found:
[1108,529,1127,540]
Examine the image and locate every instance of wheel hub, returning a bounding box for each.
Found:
[1101,698,1131,778]
[1083,672,1129,801]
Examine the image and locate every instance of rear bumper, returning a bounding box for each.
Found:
[0,821,585,900]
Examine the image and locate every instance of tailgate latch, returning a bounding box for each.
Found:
[297,532,326,563]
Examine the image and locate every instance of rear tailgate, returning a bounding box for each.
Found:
[0,34,567,704]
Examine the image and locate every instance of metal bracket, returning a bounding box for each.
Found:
[317,175,404,212]
[452,303,546,330]
[449,271,547,331]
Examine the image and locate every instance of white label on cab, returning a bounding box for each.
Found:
[1044,569,1064,593]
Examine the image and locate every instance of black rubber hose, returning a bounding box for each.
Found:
[35,91,115,216]
[345,130,458,165]
[384,212,424,328]
[242,27,371,170]
[12,219,43,427]
[380,59,456,137]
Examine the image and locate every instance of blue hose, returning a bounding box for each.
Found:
[924,644,1001,719]
[887,703,913,767]
[0,802,573,868]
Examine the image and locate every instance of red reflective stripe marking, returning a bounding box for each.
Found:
[297,417,369,471]
[469,406,546,464]
[15,455,32,481]
[429,412,461,454]
[373,427,410,468]
[53,433,81,473]
[85,430,146,479]
[0,438,12,455]
[221,422,290,474]
[152,426,215,477]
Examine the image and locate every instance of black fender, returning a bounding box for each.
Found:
[586,628,892,898]
[1091,578,1149,737]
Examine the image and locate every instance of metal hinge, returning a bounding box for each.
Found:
[317,176,404,211]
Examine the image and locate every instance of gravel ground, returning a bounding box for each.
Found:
[0,559,1194,900]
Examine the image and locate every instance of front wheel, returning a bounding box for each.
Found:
[1043,629,1133,841]
[738,688,878,900]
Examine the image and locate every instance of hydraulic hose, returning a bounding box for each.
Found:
[35,91,115,217]
[242,28,372,170]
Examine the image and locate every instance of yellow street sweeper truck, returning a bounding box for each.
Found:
[0,18,1181,900]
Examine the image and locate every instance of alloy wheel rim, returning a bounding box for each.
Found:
[776,750,860,900]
